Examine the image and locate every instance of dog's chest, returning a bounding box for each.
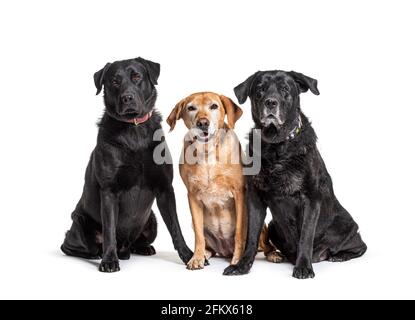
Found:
[113,152,147,192]
[185,165,235,210]
[254,157,305,196]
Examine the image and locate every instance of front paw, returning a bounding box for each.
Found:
[186,255,206,270]
[99,260,120,273]
[223,263,251,276]
[292,266,315,279]
[230,256,242,266]
[178,246,194,264]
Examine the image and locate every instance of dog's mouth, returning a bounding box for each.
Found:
[261,115,284,127]
[196,131,214,143]
[122,111,140,118]
[191,129,215,143]
[120,108,150,120]
[114,109,153,125]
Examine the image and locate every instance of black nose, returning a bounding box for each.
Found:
[121,94,134,104]
[265,98,279,109]
[196,118,210,130]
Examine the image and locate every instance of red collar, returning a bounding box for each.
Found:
[124,111,153,126]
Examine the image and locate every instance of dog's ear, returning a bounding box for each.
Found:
[220,95,243,129]
[166,98,187,131]
[234,72,259,104]
[94,63,111,95]
[287,71,320,95]
[136,57,160,86]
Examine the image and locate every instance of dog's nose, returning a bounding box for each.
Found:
[121,94,134,104]
[196,118,210,130]
[265,98,279,109]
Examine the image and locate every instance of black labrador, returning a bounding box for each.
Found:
[61,57,193,272]
[224,70,367,279]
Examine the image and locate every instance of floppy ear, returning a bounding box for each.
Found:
[287,71,320,95]
[234,71,260,104]
[220,95,243,129]
[136,57,160,86]
[94,63,111,95]
[166,98,187,131]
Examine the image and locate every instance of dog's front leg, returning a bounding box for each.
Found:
[99,189,120,273]
[223,186,267,275]
[293,197,321,279]
[230,188,246,265]
[156,186,193,264]
[186,193,208,270]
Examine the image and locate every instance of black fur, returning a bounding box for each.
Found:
[224,70,367,279]
[61,57,192,272]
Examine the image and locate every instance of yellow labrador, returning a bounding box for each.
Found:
[167,92,282,270]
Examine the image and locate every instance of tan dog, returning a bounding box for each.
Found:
[167,92,282,270]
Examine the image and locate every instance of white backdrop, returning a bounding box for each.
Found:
[0,0,414,299]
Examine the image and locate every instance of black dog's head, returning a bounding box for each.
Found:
[94,57,160,122]
[234,70,319,143]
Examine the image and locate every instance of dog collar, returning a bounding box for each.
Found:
[124,111,153,126]
[286,115,303,140]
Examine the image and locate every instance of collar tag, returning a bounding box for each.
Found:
[286,115,303,140]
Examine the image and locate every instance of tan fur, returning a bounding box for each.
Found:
[168,92,281,270]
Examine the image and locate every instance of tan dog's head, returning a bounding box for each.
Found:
[167,92,243,141]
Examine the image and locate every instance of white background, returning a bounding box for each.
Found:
[0,0,414,300]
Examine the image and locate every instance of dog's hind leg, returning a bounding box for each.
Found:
[261,223,285,263]
[117,243,131,260]
[130,211,157,256]
[328,232,367,262]
[61,208,101,260]
[205,248,216,260]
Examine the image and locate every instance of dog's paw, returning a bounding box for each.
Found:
[266,251,285,263]
[99,260,120,273]
[131,245,156,256]
[223,263,251,276]
[118,250,131,260]
[328,252,353,262]
[230,258,240,266]
[186,256,206,270]
[292,266,315,279]
[178,246,194,264]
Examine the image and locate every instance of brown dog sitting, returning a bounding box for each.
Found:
[167,92,283,270]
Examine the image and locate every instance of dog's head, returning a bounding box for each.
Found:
[94,57,160,122]
[234,70,319,143]
[167,92,242,142]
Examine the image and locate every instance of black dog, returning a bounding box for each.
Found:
[224,70,367,279]
[61,57,193,272]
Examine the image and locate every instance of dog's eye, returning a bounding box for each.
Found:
[131,73,141,82]
[255,85,264,99]
[111,79,120,87]
[210,104,218,110]
[187,106,196,112]
[281,86,289,93]
[256,91,263,99]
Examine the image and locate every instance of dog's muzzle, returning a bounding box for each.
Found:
[262,108,284,127]
[261,97,285,126]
